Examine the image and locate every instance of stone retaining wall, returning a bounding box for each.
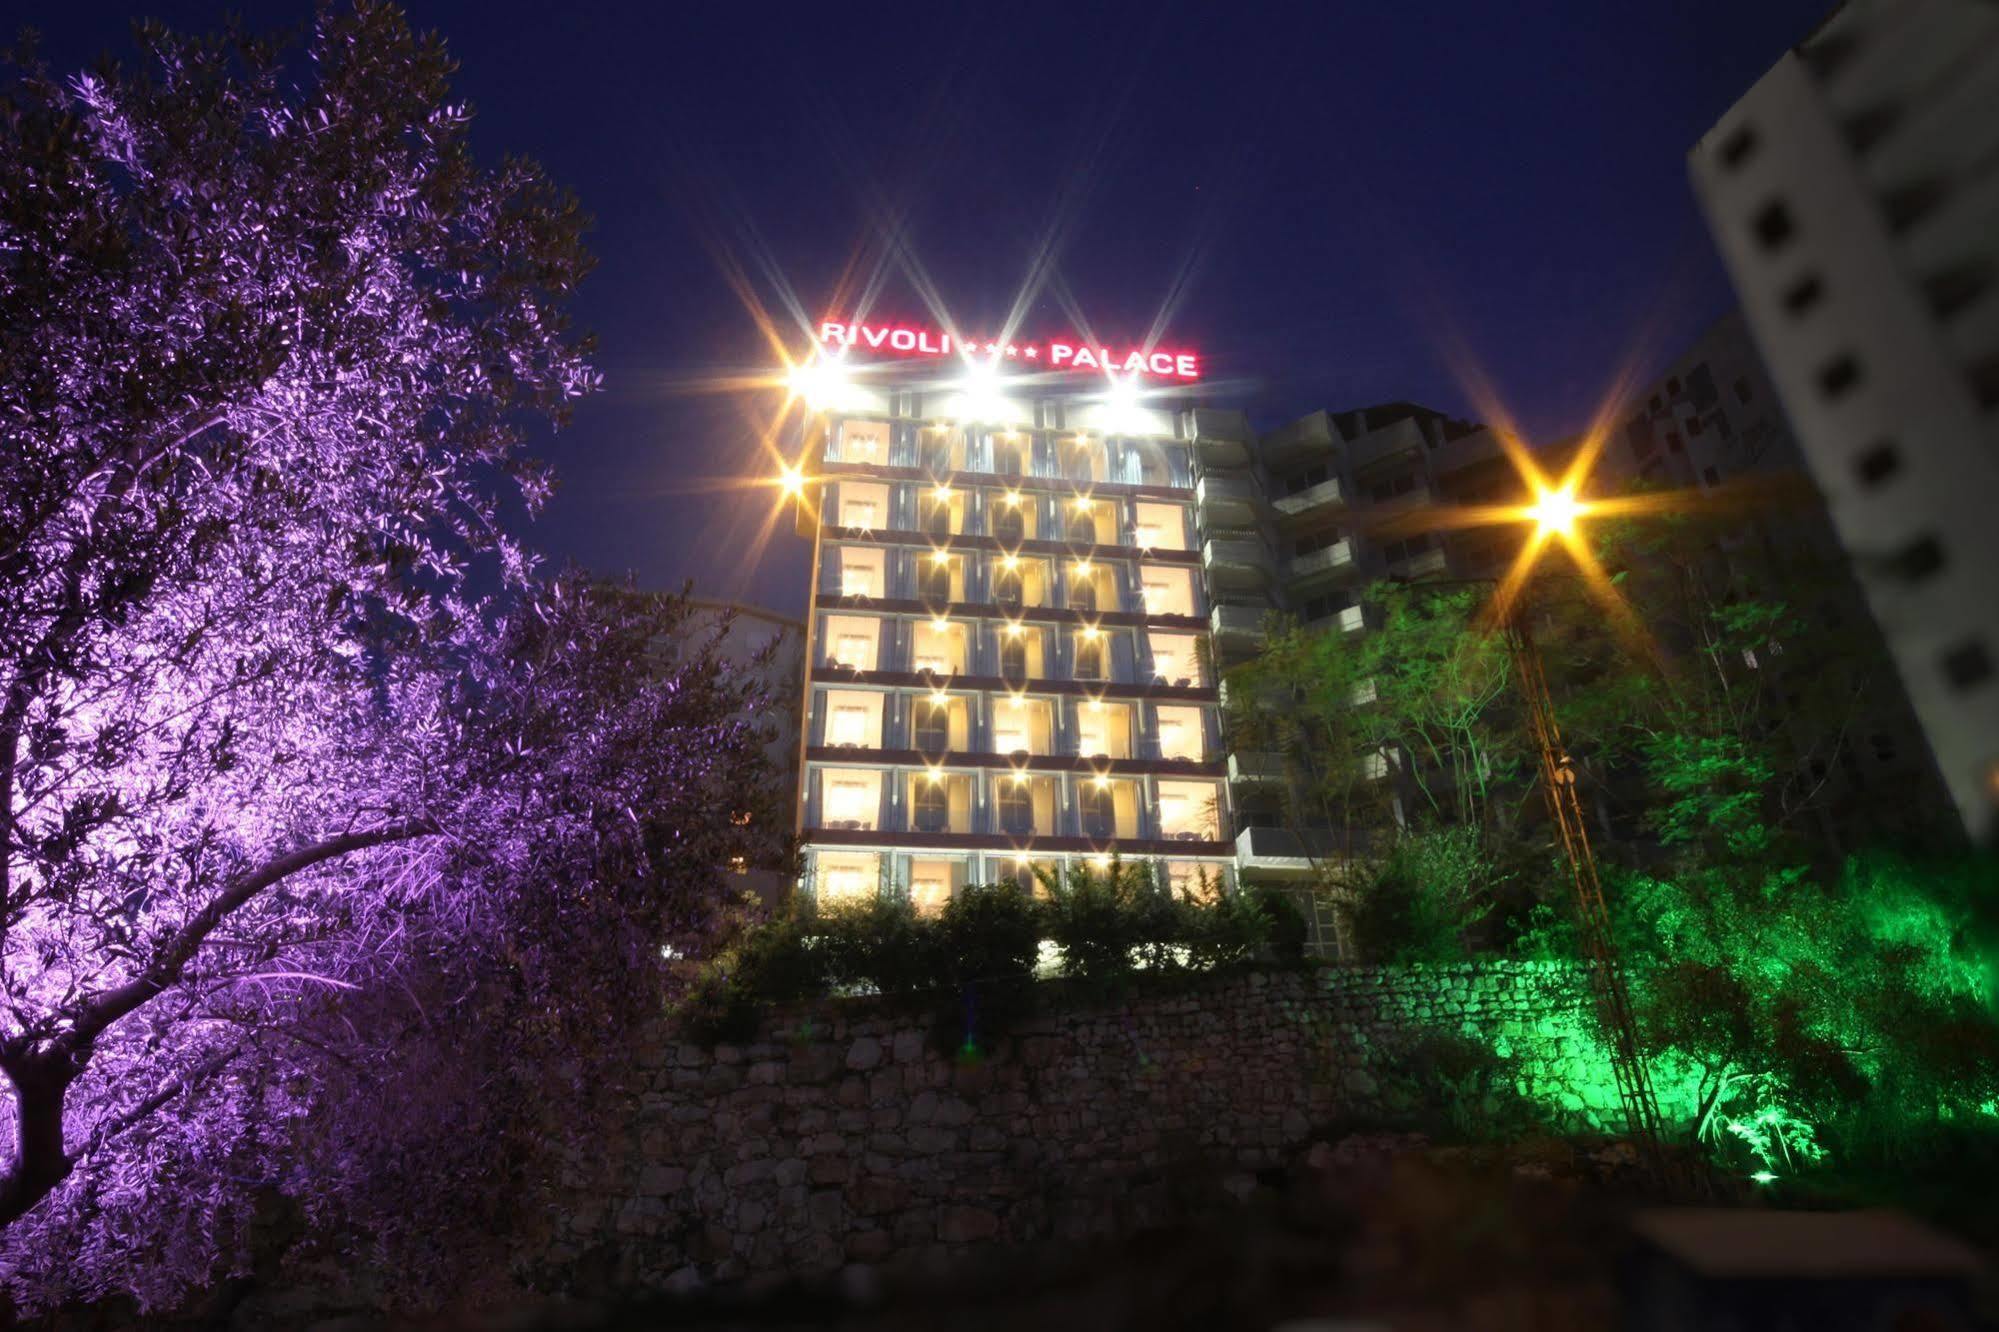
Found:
[543,962,1619,1293]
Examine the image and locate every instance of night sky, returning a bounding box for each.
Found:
[32,1,1833,616]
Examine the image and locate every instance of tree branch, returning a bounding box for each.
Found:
[56,819,439,1059]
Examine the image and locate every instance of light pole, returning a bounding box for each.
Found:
[1412,480,1673,1179]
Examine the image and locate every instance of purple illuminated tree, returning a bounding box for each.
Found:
[0,6,782,1307]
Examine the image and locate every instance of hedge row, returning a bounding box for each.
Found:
[681,866,1307,1048]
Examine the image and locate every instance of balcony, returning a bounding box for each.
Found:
[1201,536,1271,589]
[1195,473,1259,528]
[1386,547,1449,581]
[1272,476,1346,520]
[1227,751,1284,786]
[1185,408,1252,467]
[1337,604,1366,635]
[1234,825,1367,879]
[1258,410,1339,470]
[1209,603,1268,648]
[1285,537,1356,585]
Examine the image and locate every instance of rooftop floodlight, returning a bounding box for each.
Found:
[1101,373,1148,435]
[956,358,1011,424]
[787,356,855,412]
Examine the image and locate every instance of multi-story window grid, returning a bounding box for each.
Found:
[796,376,1237,912]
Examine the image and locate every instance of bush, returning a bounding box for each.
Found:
[816,896,938,995]
[1182,889,1273,971]
[933,881,1044,1052]
[1252,887,1309,963]
[936,880,1043,986]
[1347,827,1492,963]
[1039,859,1172,986]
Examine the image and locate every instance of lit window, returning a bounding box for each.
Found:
[828,780,871,824]
[834,634,871,669]
[830,704,870,746]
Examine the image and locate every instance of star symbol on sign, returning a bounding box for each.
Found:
[1024,346,1039,359]
[985,342,1000,355]
[1004,344,1019,358]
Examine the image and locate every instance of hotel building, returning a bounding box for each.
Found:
[788,343,1240,911]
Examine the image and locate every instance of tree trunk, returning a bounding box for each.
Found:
[0,1054,78,1228]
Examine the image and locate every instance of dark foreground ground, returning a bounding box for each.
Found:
[190,1134,1996,1332]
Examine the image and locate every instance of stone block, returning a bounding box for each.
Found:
[846,1036,884,1071]
[937,1205,1001,1243]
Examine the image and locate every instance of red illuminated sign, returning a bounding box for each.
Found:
[817,320,1200,380]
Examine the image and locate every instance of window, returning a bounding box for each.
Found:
[1156,780,1219,841]
[816,851,879,907]
[833,420,886,464]
[1149,631,1202,686]
[1782,274,1824,316]
[821,769,881,830]
[1140,566,1196,618]
[1842,103,1900,155]
[836,545,884,598]
[1155,705,1205,761]
[1883,178,1946,235]
[1752,199,1795,251]
[913,697,950,753]
[1132,502,1185,551]
[1074,632,1105,681]
[1285,464,1329,495]
[920,554,954,603]
[1818,354,1862,400]
[1870,733,1897,764]
[997,779,1033,835]
[1068,570,1098,613]
[1855,440,1901,488]
[907,859,957,917]
[912,778,950,833]
[1368,473,1418,503]
[1733,377,1754,405]
[822,689,883,748]
[1079,783,1116,839]
[1702,466,1721,487]
[1719,124,1758,169]
[1970,355,1999,411]
[824,615,881,672]
[1000,632,1027,682]
[1923,262,1990,322]
[1295,530,1342,557]
[1381,535,1430,564]
[1888,535,1946,582]
[1940,638,1993,692]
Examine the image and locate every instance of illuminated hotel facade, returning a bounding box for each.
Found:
[788,324,1239,910]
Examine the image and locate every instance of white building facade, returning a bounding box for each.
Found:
[1687,0,1999,838]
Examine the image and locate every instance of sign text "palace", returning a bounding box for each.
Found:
[817,321,1200,380]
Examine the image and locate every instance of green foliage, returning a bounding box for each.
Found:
[934,881,1042,986]
[1038,858,1182,984]
[1251,887,1309,963]
[678,865,1281,1044]
[1381,1030,1545,1141]
[816,895,939,995]
[1346,827,1494,963]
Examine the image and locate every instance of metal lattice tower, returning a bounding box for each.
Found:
[1505,615,1672,1174]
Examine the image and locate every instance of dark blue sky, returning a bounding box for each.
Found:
[34,1,1832,615]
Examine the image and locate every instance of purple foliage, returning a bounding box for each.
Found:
[0,6,782,1309]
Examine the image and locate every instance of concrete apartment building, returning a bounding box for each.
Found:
[1687,0,1999,839]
